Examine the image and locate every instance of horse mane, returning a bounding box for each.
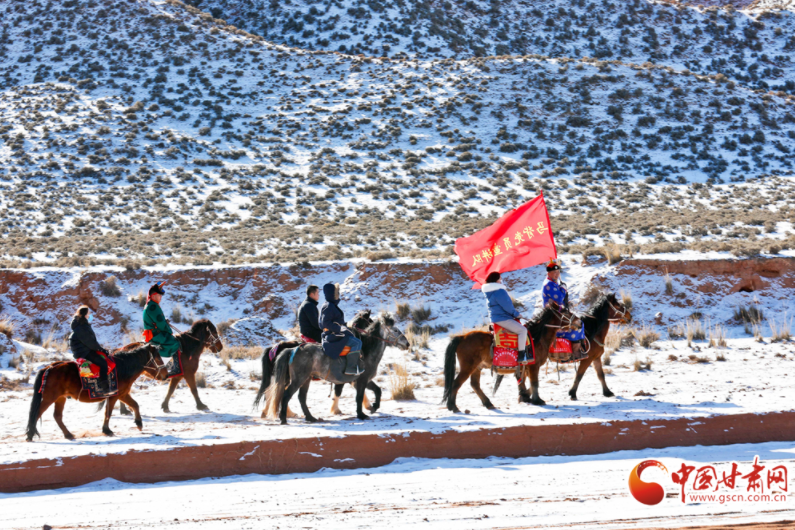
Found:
[359,312,394,355]
[112,344,154,380]
[582,292,616,340]
[187,318,215,336]
[526,306,556,340]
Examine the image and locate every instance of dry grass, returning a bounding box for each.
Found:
[410,304,432,323]
[0,375,26,391]
[619,289,633,311]
[709,324,727,348]
[633,356,652,371]
[510,294,525,311]
[716,352,727,362]
[389,362,416,401]
[668,322,685,340]
[633,324,659,348]
[686,318,706,346]
[602,351,611,366]
[8,354,21,370]
[216,319,236,336]
[663,267,673,295]
[734,304,764,325]
[395,301,411,321]
[769,314,792,342]
[605,327,623,352]
[602,243,623,265]
[24,328,42,345]
[195,372,207,388]
[221,345,262,360]
[0,317,14,339]
[99,275,122,297]
[405,322,431,350]
[130,291,147,308]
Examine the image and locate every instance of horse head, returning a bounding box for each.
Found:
[546,300,580,331]
[607,293,632,324]
[143,344,168,380]
[348,309,373,331]
[201,319,224,353]
[379,313,410,351]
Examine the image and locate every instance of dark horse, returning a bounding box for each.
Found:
[493,292,632,403]
[26,344,166,441]
[264,313,410,424]
[442,301,579,413]
[254,310,379,419]
[567,292,632,400]
[118,319,223,415]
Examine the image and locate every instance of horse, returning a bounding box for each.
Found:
[442,301,579,413]
[567,292,632,400]
[253,310,379,419]
[331,310,384,416]
[26,344,166,441]
[265,313,410,424]
[494,293,632,405]
[117,319,223,415]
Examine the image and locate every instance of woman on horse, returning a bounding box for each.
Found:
[142,281,180,361]
[482,271,530,364]
[543,259,586,360]
[319,283,363,376]
[68,305,112,392]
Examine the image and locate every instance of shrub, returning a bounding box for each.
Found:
[619,289,633,310]
[405,322,431,350]
[395,301,410,321]
[24,329,42,345]
[686,318,706,346]
[389,362,416,401]
[99,275,122,297]
[130,291,147,308]
[734,304,763,324]
[709,324,727,348]
[634,324,659,348]
[0,317,13,339]
[410,304,432,323]
[769,314,792,342]
[196,372,207,388]
[663,267,673,295]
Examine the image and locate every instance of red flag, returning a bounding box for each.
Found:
[454,193,556,286]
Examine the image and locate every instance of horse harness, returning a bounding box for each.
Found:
[353,325,400,347]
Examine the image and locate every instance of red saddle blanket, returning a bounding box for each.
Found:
[492,322,535,368]
[75,353,117,379]
[550,338,572,355]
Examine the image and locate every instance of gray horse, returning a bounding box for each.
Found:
[266,312,409,424]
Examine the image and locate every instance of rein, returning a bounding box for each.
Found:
[353,326,399,346]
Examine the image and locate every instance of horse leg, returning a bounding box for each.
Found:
[528,364,545,406]
[359,381,373,412]
[280,379,302,425]
[593,356,614,397]
[119,394,143,431]
[161,375,182,413]
[516,368,531,403]
[330,383,344,416]
[366,381,381,413]
[52,397,74,441]
[183,372,209,411]
[102,396,119,436]
[447,366,473,413]
[568,357,594,401]
[355,379,369,420]
[119,402,132,416]
[469,370,495,410]
[297,380,321,423]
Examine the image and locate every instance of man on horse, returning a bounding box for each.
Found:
[142,281,181,366]
[297,284,322,344]
[69,305,113,393]
[543,259,586,360]
[319,283,363,376]
[482,271,531,364]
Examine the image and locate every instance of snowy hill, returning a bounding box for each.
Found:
[0,0,794,267]
[183,0,795,93]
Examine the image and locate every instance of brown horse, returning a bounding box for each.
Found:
[497,292,632,404]
[567,292,632,400]
[119,319,222,414]
[442,302,579,413]
[26,344,166,441]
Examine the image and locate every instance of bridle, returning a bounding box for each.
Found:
[144,349,166,378]
[353,324,402,347]
[607,300,630,323]
[542,305,577,331]
[170,321,222,351]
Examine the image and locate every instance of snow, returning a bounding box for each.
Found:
[1,442,793,529]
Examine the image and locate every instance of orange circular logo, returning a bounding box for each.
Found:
[628,460,668,505]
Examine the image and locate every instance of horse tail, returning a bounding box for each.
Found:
[253,346,274,410]
[264,347,291,419]
[441,335,463,405]
[26,368,46,441]
[492,374,504,396]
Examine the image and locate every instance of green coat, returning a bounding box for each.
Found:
[143,300,180,358]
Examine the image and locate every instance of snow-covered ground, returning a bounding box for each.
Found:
[1,442,793,529]
[3,335,793,466]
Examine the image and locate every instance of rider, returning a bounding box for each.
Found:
[482,271,530,364]
[69,305,112,392]
[319,282,363,376]
[142,281,181,370]
[542,259,586,360]
[297,284,322,343]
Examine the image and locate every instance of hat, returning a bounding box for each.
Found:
[546,259,562,272]
[148,281,166,296]
[485,271,501,283]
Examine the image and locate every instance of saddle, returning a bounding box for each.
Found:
[490,322,535,373]
[549,337,580,364]
[75,353,118,398]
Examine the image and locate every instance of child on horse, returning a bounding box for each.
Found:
[481,271,531,364]
[142,281,181,366]
[543,259,586,360]
[68,305,113,392]
[319,283,363,376]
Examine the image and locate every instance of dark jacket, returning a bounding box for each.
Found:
[297,297,322,342]
[319,284,352,359]
[69,316,106,359]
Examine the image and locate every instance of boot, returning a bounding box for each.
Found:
[517,349,530,365]
[96,376,111,393]
[343,350,364,376]
[571,341,585,361]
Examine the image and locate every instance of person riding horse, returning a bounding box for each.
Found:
[481,271,531,364]
[68,305,113,393]
[142,281,181,374]
[297,284,322,344]
[543,259,586,360]
[319,283,363,376]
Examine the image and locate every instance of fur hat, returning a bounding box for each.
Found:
[148,281,166,296]
[546,259,562,272]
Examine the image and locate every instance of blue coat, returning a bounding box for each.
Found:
[319,283,354,359]
[482,283,521,323]
[542,278,569,309]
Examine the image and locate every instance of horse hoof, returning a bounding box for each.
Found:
[368,406,377,413]
[280,419,288,425]
[306,417,321,423]
[603,390,615,398]
[569,392,578,401]
[64,433,75,441]
[135,421,143,430]
[531,399,546,406]
[197,404,210,412]
[161,405,171,413]
[357,413,370,421]
[486,404,497,410]
[103,430,114,437]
